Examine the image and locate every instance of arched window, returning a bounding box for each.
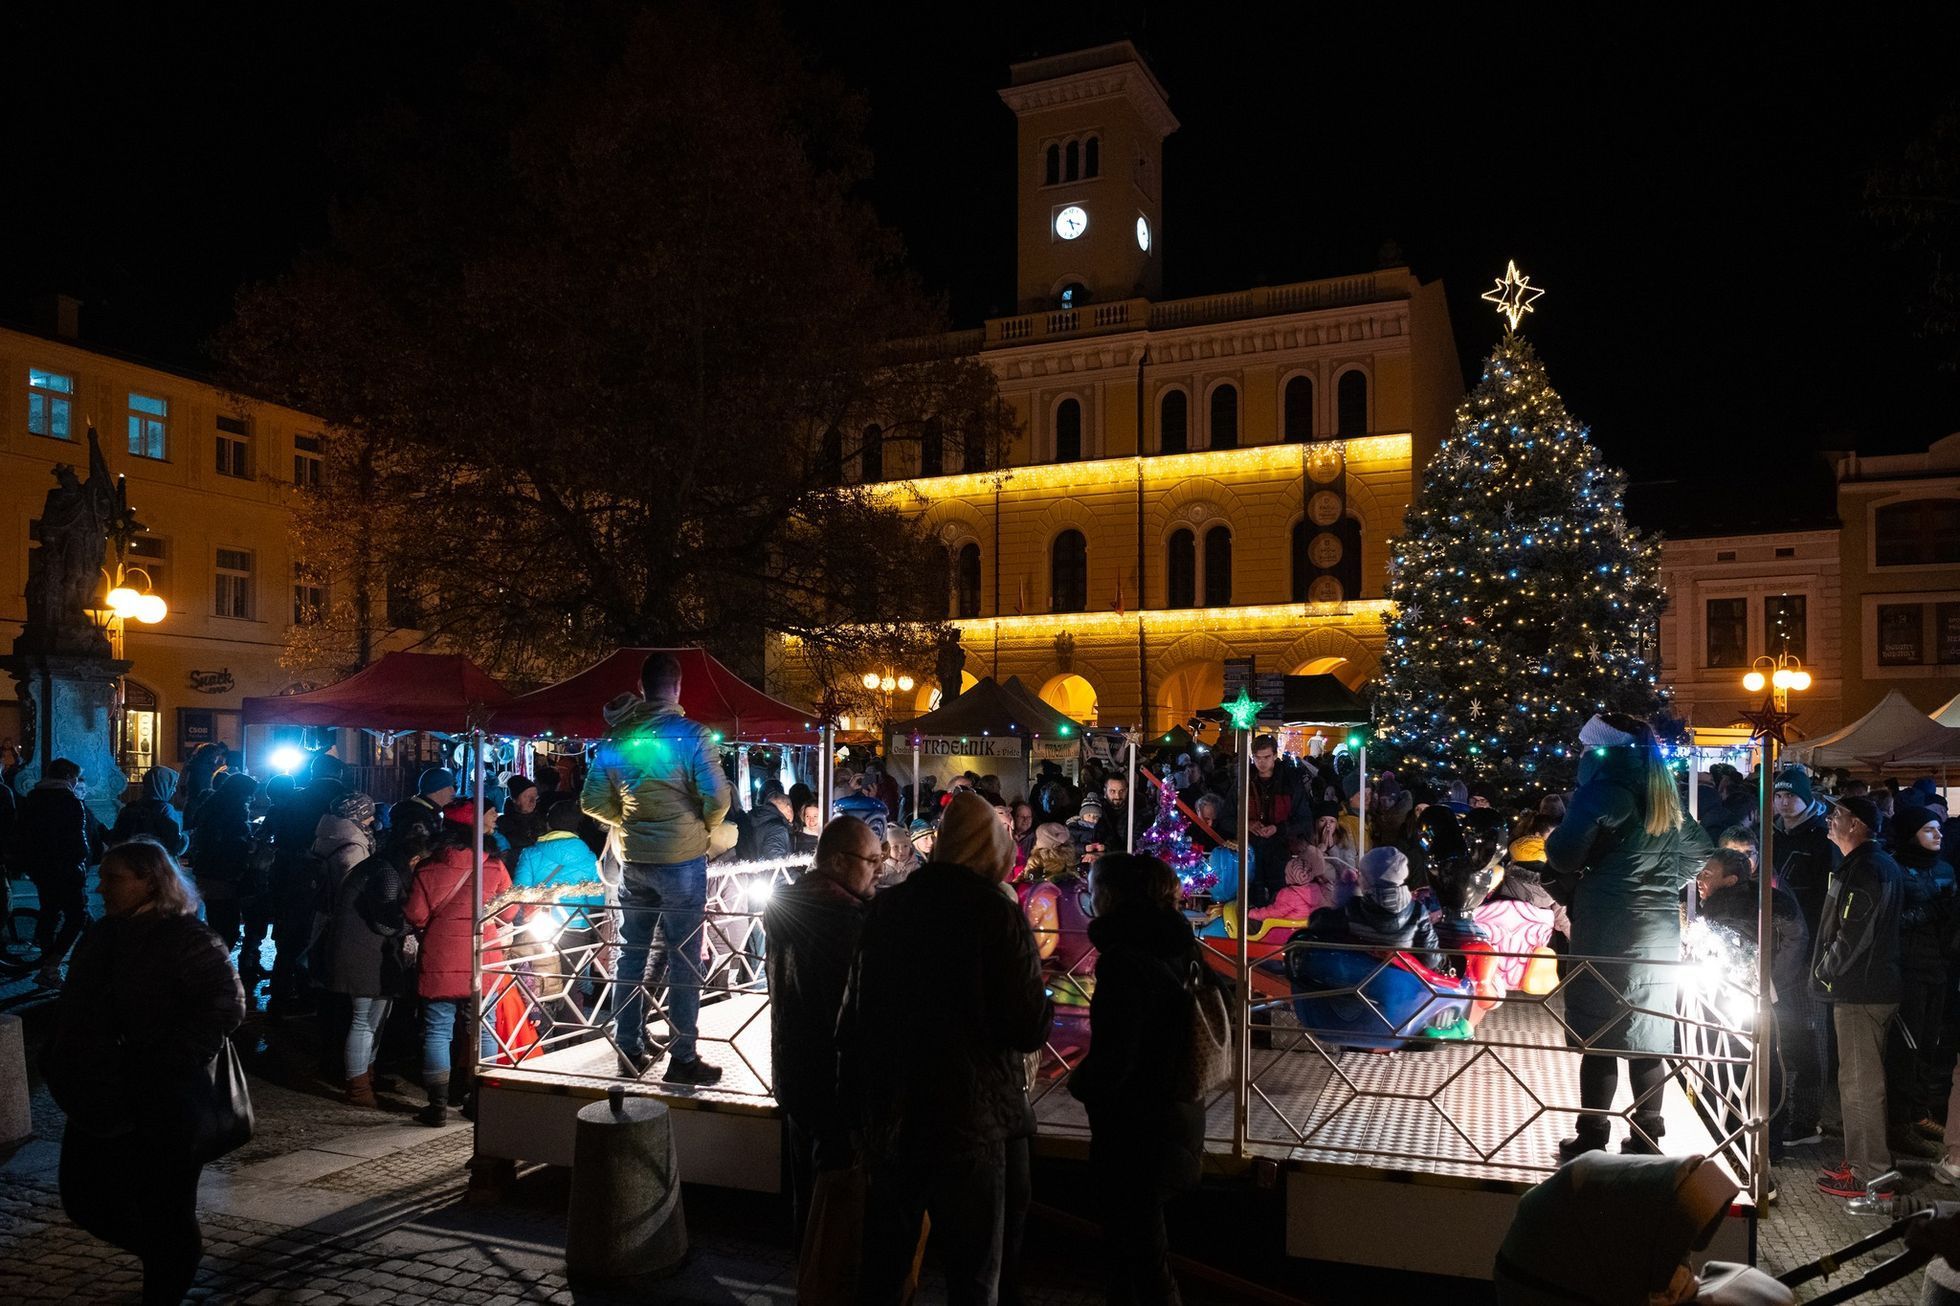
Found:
[1084,136,1100,178]
[962,417,988,473]
[1051,529,1087,613]
[860,423,883,482]
[955,542,982,618]
[1203,524,1232,607]
[1065,139,1080,182]
[1054,398,1082,462]
[1160,389,1188,454]
[1209,384,1238,450]
[1284,376,1314,442]
[819,426,842,484]
[920,418,943,477]
[1166,528,1196,608]
[1044,144,1060,186]
[1336,370,1368,436]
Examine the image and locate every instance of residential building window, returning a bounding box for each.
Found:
[293,433,324,488]
[1874,601,1960,667]
[1160,390,1188,454]
[386,578,422,630]
[955,543,981,618]
[214,548,255,619]
[1284,376,1314,442]
[1875,498,1960,567]
[128,392,168,460]
[127,534,167,599]
[1167,529,1197,608]
[28,368,74,439]
[1051,529,1087,613]
[961,418,988,473]
[1705,597,1747,668]
[1044,144,1061,186]
[1055,398,1082,462]
[292,563,325,625]
[1209,384,1238,450]
[920,418,943,477]
[1336,370,1368,436]
[860,423,883,482]
[215,415,251,479]
[1203,524,1232,607]
[1084,136,1100,178]
[1764,594,1807,662]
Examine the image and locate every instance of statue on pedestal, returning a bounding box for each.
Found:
[934,628,967,705]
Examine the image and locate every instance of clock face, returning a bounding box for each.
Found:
[1136,216,1151,252]
[1054,205,1088,241]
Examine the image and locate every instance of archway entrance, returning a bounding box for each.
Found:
[1155,660,1224,735]
[1290,655,1367,691]
[1039,673,1099,726]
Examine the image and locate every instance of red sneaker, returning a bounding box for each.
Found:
[1818,1170,1891,1200]
[1817,1162,1854,1184]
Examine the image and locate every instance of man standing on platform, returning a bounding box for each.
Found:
[1244,734,1310,908]
[1812,794,1904,1200]
[583,652,731,1085]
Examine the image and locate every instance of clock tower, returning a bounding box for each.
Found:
[1000,41,1177,311]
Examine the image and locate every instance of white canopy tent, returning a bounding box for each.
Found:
[1783,690,1960,772]
[1934,691,1960,728]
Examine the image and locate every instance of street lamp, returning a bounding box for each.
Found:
[89,559,168,775]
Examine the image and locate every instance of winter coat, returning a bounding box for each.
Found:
[511,831,604,907]
[45,909,245,1144]
[1891,844,1954,976]
[581,698,731,865]
[310,815,374,888]
[1306,894,1444,970]
[1545,748,1713,1054]
[838,861,1050,1161]
[764,871,866,1131]
[317,847,410,998]
[1775,805,1840,938]
[831,790,890,844]
[404,846,513,999]
[499,803,543,860]
[1067,901,1206,1192]
[188,781,258,899]
[110,768,186,856]
[1700,880,1811,1005]
[749,806,793,862]
[10,779,91,882]
[1810,840,1903,1005]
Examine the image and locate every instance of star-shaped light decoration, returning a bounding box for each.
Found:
[1220,687,1265,732]
[1741,696,1798,745]
[1502,500,1516,520]
[1468,698,1484,719]
[1481,259,1546,332]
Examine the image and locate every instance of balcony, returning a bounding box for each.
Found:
[981,269,1406,349]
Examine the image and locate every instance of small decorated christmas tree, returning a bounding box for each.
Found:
[1137,777,1214,895]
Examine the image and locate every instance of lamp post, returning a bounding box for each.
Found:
[87,559,167,768]
[1740,651,1810,1206]
[859,669,915,743]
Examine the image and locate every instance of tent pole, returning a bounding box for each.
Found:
[1127,733,1139,852]
[1752,731,1779,1206]
[818,724,835,823]
[1357,744,1369,858]
[912,737,921,824]
[471,726,486,1075]
[1233,721,1253,1160]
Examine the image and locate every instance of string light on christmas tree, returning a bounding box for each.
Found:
[1481,259,1546,331]
[1136,777,1214,895]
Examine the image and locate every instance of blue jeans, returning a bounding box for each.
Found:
[614,857,708,1062]
[346,997,393,1079]
[422,997,494,1080]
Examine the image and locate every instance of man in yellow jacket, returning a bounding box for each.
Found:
[582,652,732,1084]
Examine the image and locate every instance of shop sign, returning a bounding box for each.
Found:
[189,668,236,694]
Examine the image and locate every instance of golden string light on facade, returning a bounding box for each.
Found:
[1480,260,1546,332]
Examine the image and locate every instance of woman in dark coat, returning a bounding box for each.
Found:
[1546,714,1711,1160]
[1068,853,1206,1306]
[317,815,427,1107]
[45,838,245,1303]
[1889,804,1954,1137]
[110,767,186,856]
[187,773,260,968]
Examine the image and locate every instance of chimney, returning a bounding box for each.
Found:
[43,293,82,340]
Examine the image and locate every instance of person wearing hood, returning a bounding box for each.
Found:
[188,773,261,976]
[1889,803,1954,1153]
[1246,844,1354,946]
[1305,846,1442,969]
[1068,853,1208,1305]
[110,767,186,857]
[1546,713,1712,1162]
[581,654,732,1087]
[839,792,1049,1306]
[1771,767,1839,940]
[405,810,513,1125]
[11,757,94,988]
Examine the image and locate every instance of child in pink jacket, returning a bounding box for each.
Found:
[1246,845,1356,943]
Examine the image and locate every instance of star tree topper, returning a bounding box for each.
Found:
[1221,688,1266,732]
[1482,258,1546,332]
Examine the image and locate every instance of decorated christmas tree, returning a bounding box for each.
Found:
[1137,777,1214,894]
[1375,265,1664,795]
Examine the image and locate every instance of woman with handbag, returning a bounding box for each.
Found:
[45,836,247,1304]
[1068,852,1210,1306]
[404,810,512,1125]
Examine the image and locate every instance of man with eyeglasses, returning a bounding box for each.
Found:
[765,816,879,1246]
[1811,794,1905,1200]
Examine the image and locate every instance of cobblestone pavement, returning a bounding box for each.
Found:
[1757,1134,1950,1304]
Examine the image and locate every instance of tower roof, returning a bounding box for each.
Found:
[1000,40,1177,138]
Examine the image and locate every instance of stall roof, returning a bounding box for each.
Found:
[1783,690,1960,771]
[493,647,819,744]
[1195,674,1370,729]
[241,652,514,731]
[887,675,1082,747]
[1935,692,1960,728]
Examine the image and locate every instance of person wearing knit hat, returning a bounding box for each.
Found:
[1888,801,1952,1152]
[1022,823,1076,883]
[837,792,1048,1303]
[1303,845,1439,966]
[501,774,543,860]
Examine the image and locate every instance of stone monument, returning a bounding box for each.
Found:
[3,428,140,825]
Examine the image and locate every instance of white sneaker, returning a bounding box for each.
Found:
[1935,1157,1960,1187]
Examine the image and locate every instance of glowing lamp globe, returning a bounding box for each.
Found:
[880,676,896,693]
[1771,668,1793,690]
[134,593,167,624]
[861,672,880,690]
[105,586,142,616]
[1790,670,1812,692]
[897,675,914,692]
[1742,671,1767,693]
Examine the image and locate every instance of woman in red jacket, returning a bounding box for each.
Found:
[404,812,512,1125]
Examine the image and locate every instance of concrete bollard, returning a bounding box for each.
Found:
[566,1086,688,1282]
[0,1015,31,1145]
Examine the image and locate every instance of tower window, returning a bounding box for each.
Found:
[1209,384,1238,450]
[1054,398,1082,463]
[1284,376,1314,442]
[1044,143,1060,186]
[1051,529,1087,613]
[1084,136,1100,178]
[1166,529,1196,608]
[1058,282,1088,308]
[1203,525,1232,607]
[1160,390,1188,454]
[1336,370,1369,436]
[1065,139,1080,182]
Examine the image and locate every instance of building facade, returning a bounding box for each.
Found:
[774,42,1463,736]
[1836,434,1960,719]
[1,316,322,776]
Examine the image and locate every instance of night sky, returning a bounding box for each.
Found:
[6,2,1956,516]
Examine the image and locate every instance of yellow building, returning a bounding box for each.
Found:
[776,43,1462,735]
[0,309,321,775]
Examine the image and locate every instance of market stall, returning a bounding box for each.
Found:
[882,674,1083,796]
[1782,689,1960,773]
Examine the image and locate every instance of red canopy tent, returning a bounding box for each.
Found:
[240,651,515,731]
[493,647,820,744]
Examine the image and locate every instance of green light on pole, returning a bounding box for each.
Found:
[1221,688,1264,732]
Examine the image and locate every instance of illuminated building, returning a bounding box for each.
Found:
[772,42,1464,734]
